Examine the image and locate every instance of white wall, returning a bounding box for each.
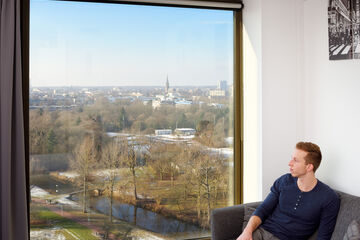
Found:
[242,0,262,203]
[243,0,360,201]
[304,0,360,196]
[243,0,305,201]
[261,0,305,198]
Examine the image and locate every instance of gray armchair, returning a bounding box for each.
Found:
[211,202,261,240]
[211,191,360,240]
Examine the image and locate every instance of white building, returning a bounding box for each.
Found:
[175,99,192,108]
[152,99,174,109]
[155,129,173,135]
[174,128,196,136]
[209,89,226,97]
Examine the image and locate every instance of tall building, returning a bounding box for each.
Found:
[218,80,227,91]
[165,75,169,94]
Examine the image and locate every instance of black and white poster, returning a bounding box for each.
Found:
[328,0,360,60]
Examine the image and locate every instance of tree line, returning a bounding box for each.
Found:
[71,134,229,227]
[30,97,231,155]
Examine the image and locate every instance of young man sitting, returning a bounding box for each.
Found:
[237,142,340,240]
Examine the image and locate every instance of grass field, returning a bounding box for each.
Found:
[31,207,97,240]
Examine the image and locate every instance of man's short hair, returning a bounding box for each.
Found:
[296,142,322,172]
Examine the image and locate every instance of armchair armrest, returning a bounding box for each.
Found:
[211,202,262,240]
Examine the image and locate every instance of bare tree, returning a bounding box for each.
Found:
[128,147,138,200]
[199,152,224,225]
[71,135,97,213]
[180,145,203,221]
[101,141,122,222]
[148,143,180,185]
[183,145,223,226]
[120,139,139,200]
[200,154,215,224]
[148,143,168,180]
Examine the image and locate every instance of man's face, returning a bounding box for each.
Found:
[288,148,312,177]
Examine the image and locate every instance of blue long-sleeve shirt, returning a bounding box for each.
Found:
[253,174,340,240]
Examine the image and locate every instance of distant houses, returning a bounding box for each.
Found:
[174,128,196,136]
[155,128,196,136]
[155,129,173,135]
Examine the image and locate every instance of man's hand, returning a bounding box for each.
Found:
[236,215,261,240]
[236,229,253,240]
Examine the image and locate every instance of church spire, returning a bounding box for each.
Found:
[165,75,169,94]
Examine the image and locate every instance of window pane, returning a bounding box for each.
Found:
[30,1,234,239]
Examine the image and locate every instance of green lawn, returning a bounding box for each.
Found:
[31,209,97,240]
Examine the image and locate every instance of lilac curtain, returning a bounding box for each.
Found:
[0,0,29,239]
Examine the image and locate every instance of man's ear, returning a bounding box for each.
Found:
[306,163,314,172]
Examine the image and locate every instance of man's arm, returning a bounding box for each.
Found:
[236,174,288,240]
[251,174,286,221]
[316,194,340,240]
[236,215,262,240]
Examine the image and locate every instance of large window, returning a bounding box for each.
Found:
[29,0,240,239]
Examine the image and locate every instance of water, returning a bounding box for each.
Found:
[95,197,206,236]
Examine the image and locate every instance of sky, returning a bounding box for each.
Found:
[30,0,234,87]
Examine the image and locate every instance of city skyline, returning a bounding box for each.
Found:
[29,83,229,88]
[30,0,234,87]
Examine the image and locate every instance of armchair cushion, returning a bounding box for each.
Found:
[343,220,360,240]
